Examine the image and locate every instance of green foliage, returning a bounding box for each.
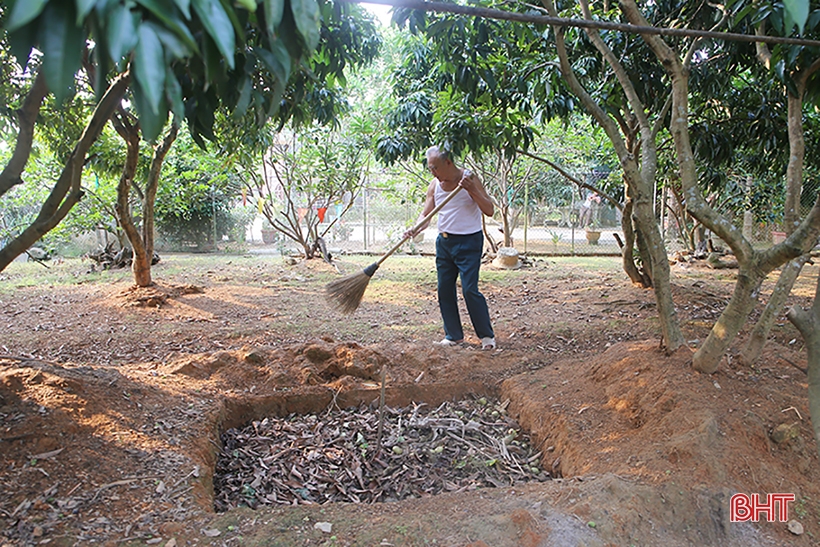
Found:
[2,0,329,141]
[0,150,55,247]
[379,4,572,164]
[154,133,245,249]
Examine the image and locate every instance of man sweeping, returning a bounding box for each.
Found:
[404,146,497,350]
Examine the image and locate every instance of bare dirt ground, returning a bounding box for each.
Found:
[1,251,819,547]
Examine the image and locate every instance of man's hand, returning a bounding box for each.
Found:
[458,169,479,193]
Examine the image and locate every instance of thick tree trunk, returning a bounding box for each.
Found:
[742,255,809,365]
[631,180,682,349]
[113,124,151,287]
[109,112,148,284]
[501,204,513,247]
[694,267,765,373]
[784,93,804,234]
[740,77,812,364]
[620,0,760,370]
[622,0,820,372]
[786,274,820,459]
[0,73,131,272]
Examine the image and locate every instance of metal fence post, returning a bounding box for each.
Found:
[524,179,529,254]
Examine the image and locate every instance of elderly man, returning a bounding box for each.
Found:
[404,146,496,350]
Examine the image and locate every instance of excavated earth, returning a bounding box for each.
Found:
[1,253,819,547]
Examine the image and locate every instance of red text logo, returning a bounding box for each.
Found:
[730,493,795,522]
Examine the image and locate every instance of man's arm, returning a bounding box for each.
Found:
[403,180,437,239]
[460,170,494,217]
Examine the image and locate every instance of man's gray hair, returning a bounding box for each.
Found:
[426,145,451,163]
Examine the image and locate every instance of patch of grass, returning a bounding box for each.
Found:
[0,258,131,293]
[549,256,622,273]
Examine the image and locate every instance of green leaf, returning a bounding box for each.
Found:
[134,23,166,115]
[235,0,256,11]
[148,20,194,59]
[135,0,199,54]
[75,0,97,23]
[6,0,49,31]
[290,0,321,51]
[39,1,85,105]
[173,0,192,18]
[784,0,809,34]
[8,21,38,70]
[201,33,226,83]
[218,0,246,44]
[106,4,139,65]
[165,67,185,122]
[257,38,292,83]
[132,77,169,142]
[89,16,112,99]
[233,75,253,119]
[264,0,285,34]
[732,4,755,27]
[192,0,236,69]
[267,78,285,118]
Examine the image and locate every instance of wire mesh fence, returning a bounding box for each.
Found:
[249,193,626,256]
[248,176,820,258]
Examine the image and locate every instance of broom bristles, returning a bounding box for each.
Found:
[325,270,373,314]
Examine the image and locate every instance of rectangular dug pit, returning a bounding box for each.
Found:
[214,396,549,511]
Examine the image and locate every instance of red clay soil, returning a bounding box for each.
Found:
[1,254,818,547]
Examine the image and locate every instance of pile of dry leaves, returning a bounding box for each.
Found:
[214,397,548,511]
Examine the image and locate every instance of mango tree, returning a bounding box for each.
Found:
[0,0,374,282]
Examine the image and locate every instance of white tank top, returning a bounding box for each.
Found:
[435,174,483,235]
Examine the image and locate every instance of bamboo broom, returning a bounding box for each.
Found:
[325,185,465,313]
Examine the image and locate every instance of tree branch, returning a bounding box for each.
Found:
[344,0,820,47]
[0,72,132,272]
[0,70,48,198]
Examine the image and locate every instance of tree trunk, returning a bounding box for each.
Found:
[631,179,682,349]
[742,255,809,365]
[740,75,812,364]
[501,204,513,247]
[784,93,804,235]
[142,124,179,262]
[619,198,644,285]
[544,0,683,351]
[693,267,765,373]
[113,121,151,287]
[0,73,131,272]
[786,274,820,459]
[620,0,820,372]
[620,197,651,287]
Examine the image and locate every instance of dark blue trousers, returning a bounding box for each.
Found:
[435,231,494,341]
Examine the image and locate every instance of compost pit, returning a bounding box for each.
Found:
[214,397,548,511]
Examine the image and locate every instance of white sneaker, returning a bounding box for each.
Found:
[435,338,462,347]
[481,337,496,350]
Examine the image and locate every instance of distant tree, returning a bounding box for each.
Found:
[155,131,245,250]
[252,119,373,258]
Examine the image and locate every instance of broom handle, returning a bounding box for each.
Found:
[375,185,465,267]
